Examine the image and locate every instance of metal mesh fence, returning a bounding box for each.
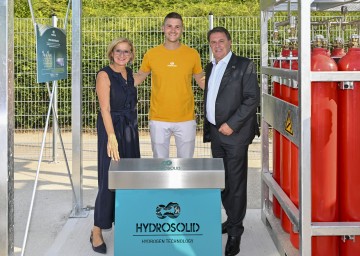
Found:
[14,15,359,160]
[14,16,263,160]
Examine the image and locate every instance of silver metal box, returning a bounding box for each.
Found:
[109,158,225,190]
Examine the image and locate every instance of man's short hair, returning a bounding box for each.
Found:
[164,12,183,25]
[207,27,232,42]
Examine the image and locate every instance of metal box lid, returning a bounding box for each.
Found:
[108,158,224,189]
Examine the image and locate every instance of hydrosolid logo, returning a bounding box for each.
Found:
[136,202,200,233]
[167,61,177,68]
[161,160,172,166]
[156,202,180,219]
[160,160,180,170]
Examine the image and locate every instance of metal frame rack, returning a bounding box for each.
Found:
[260,1,360,255]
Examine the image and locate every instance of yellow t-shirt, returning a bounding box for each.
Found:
[140,44,203,122]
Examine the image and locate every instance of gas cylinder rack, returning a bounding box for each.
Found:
[260,1,360,256]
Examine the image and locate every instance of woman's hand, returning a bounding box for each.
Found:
[107,133,120,161]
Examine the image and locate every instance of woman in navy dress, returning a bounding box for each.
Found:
[91,37,140,254]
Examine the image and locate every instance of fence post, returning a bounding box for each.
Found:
[52,13,58,163]
[0,0,14,255]
[208,12,213,61]
[71,0,87,217]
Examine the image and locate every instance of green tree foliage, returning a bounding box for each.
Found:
[16,0,260,18]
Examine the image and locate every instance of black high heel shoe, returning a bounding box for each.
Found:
[90,231,107,254]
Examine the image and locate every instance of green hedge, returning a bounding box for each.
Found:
[14,14,359,131]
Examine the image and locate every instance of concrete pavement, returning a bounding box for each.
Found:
[13,136,280,256]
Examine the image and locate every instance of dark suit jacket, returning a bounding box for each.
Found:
[203,53,260,145]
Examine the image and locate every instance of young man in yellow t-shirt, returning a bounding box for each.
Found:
[134,12,204,158]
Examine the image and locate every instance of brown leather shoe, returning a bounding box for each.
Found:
[225,235,241,256]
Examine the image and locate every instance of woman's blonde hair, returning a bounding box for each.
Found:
[106,37,135,64]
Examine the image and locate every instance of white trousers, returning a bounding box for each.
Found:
[149,120,196,158]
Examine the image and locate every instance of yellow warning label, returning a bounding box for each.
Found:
[285,110,293,136]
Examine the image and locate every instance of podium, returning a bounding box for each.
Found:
[109,158,225,256]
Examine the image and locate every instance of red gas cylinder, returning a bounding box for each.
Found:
[337,34,360,256]
[311,37,339,256]
[280,46,292,234]
[331,37,346,63]
[289,48,299,249]
[272,53,281,219]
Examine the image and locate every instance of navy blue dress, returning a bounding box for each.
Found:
[94,66,140,229]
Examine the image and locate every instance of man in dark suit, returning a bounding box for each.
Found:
[203,27,260,256]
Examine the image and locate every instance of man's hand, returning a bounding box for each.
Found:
[219,123,234,136]
[107,133,120,161]
[194,72,205,90]
[134,70,150,86]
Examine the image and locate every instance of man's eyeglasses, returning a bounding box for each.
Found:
[114,49,131,56]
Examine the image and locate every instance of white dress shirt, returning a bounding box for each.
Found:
[206,51,233,125]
